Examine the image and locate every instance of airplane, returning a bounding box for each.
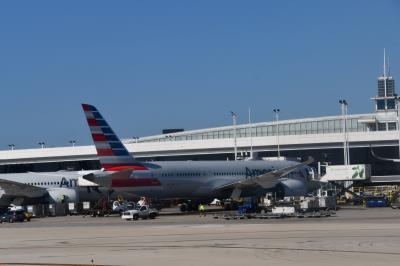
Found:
[0,170,133,209]
[82,103,319,209]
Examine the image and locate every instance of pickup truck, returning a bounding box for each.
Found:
[121,205,159,220]
[112,201,136,215]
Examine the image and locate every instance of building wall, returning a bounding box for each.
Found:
[1,145,399,176]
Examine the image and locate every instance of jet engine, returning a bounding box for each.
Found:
[279,178,307,197]
[46,188,79,203]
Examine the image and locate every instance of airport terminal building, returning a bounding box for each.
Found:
[1,68,399,179]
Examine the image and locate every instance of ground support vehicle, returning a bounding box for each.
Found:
[213,196,336,220]
[112,201,136,215]
[213,209,335,220]
[390,192,400,209]
[0,209,30,223]
[365,195,388,207]
[121,205,159,220]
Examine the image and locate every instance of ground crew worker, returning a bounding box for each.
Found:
[138,197,148,206]
[117,195,124,203]
[198,203,206,217]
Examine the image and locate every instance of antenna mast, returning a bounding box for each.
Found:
[383,48,387,77]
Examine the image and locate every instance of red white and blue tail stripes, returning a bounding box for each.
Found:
[82,104,147,171]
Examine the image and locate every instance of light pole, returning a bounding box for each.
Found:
[69,140,76,147]
[273,109,280,159]
[344,101,350,165]
[394,94,400,159]
[8,144,15,150]
[339,100,348,165]
[248,107,253,159]
[230,111,237,161]
[38,142,45,149]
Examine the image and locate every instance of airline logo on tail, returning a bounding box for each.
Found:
[82,104,147,171]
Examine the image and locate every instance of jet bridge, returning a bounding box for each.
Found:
[318,164,371,199]
[319,164,371,183]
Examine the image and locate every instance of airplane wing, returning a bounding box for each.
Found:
[0,179,48,198]
[215,158,314,191]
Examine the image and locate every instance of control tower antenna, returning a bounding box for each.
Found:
[383,48,387,77]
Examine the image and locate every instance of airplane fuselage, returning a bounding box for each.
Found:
[0,171,133,208]
[101,159,316,200]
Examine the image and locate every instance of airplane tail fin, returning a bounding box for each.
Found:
[82,104,147,171]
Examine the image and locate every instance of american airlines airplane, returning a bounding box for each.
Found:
[82,104,319,206]
[0,169,132,208]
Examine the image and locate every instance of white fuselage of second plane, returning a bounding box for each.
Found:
[0,170,93,189]
[0,171,134,208]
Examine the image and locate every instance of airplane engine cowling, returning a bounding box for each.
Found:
[279,178,307,197]
[47,188,79,203]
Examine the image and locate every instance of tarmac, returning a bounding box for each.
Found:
[0,207,400,266]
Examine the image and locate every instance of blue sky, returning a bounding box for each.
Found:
[0,1,399,149]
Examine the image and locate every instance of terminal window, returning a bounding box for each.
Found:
[378,123,387,131]
[387,99,396,110]
[388,122,397,131]
[377,100,385,110]
[378,79,386,97]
